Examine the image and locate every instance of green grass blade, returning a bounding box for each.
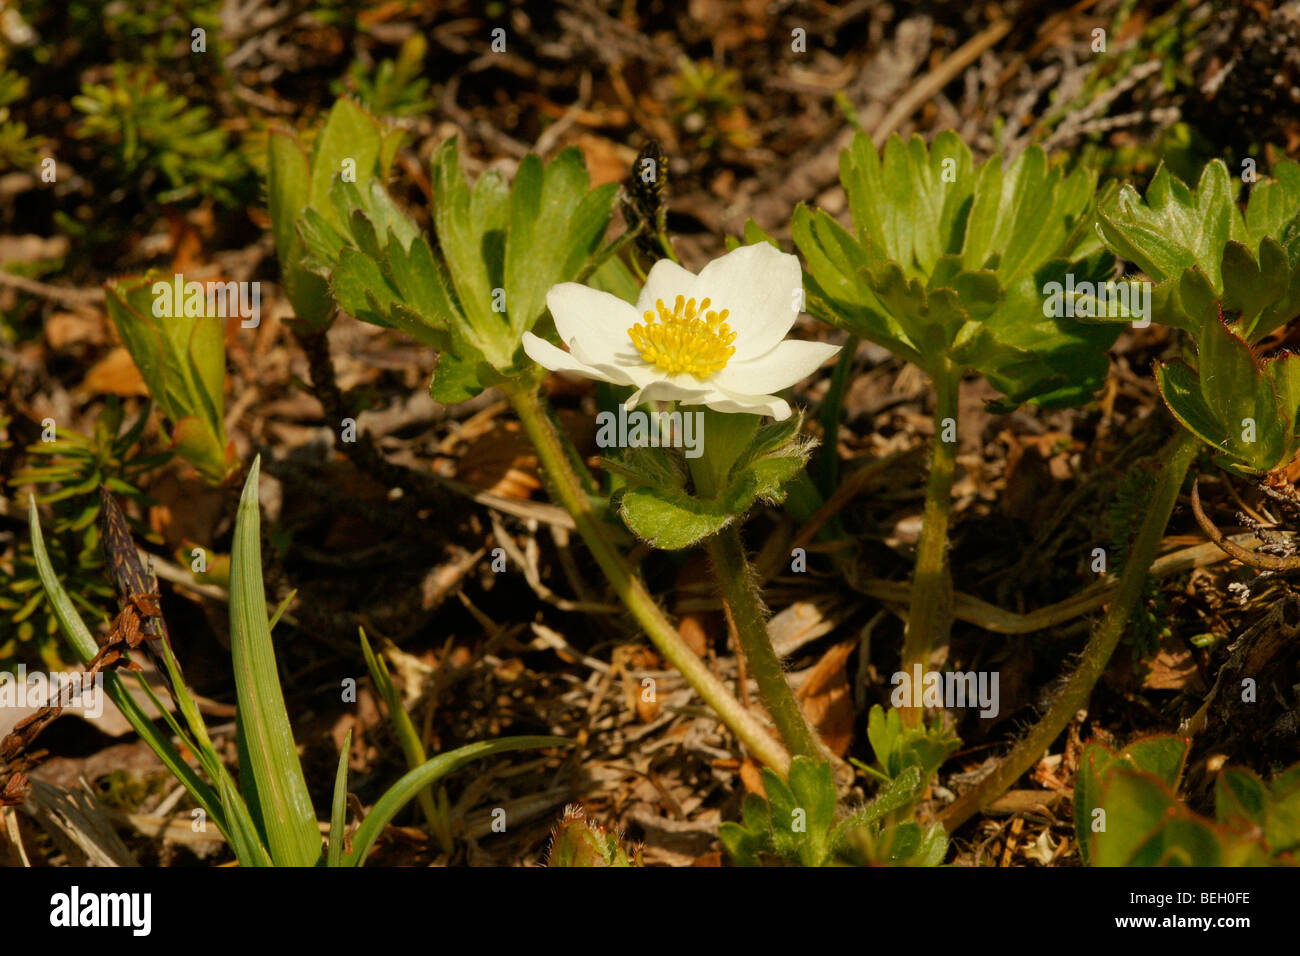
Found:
[359,627,446,842]
[228,457,322,867]
[217,772,275,867]
[327,729,353,867]
[343,736,571,866]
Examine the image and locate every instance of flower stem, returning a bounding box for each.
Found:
[899,364,959,725]
[706,524,825,761]
[500,379,791,774]
[938,429,1198,832]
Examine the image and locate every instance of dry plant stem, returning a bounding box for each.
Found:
[500,379,791,774]
[295,327,449,509]
[899,366,959,725]
[707,525,824,762]
[939,429,1199,832]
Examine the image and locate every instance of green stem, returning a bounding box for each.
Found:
[899,365,959,724]
[500,379,791,774]
[939,429,1198,832]
[706,524,824,761]
[815,335,858,498]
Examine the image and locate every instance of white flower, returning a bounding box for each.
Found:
[521,243,841,420]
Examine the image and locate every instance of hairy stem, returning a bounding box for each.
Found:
[707,524,824,761]
[500,379,790,774]
[899,365,959,725]
[939,429,1199,832]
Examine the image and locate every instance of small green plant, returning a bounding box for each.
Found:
[26,459,568,866]
[859,704,960,787]
[0,68,45,169]
[1075,735,1300,866]
[72,64,248,206]
[1098,159,1300,477]
[2,402,168,666]
[719,757,944,866]
[670,57,751,152]
[334,34,434,118]
[794,132,1120,698]
[545,804,640,866]
[943,154,1300,830]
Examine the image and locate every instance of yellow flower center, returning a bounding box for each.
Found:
[627,295,736,377]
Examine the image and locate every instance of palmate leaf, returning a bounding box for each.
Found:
[298,133,616,398]
[505,149,618,339]
[267,98,403,330]
[1096,160,1247,287]
[1098,158,1300,345]
[1155,315,1300,475]
[795,131,1119,413]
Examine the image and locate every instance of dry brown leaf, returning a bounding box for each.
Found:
[738,758,765,796]
[572,134,635,187]
[455,420,542,500]
[1142,632,1204,691]
[46,310,106,350]
[80,347,148,397]
[795,638,856,757]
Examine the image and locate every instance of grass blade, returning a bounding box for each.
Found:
[343,736,571,866]
[228,457,322,866]
[327,729,353,867]
[359,627,449,847]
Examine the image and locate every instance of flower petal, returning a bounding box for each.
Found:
[522,332,635,386]
[711,339,842,395]
[546,283,641,366]
[625,377,712,409]
[691,243,802,360]
[636,258,697,314]
[688,385,792,420]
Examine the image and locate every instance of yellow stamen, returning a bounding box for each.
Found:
[627,296,736,376]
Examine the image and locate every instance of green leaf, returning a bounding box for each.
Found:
[343,736,570,865]
[616,483,735,550]
[104,275,232,483]
[1075,736,1188,866]
[268,129,333,328]
[1093,770,1227,866]
[1155,360,1227,453]
[1216,768,1268,828]
[429,350,489,404]
[833,765,922,848]
[327,729,353,867]
[798,132,1117,410]
[431,138,512,365]
[229,457,322,867]
[504,149,616,339]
